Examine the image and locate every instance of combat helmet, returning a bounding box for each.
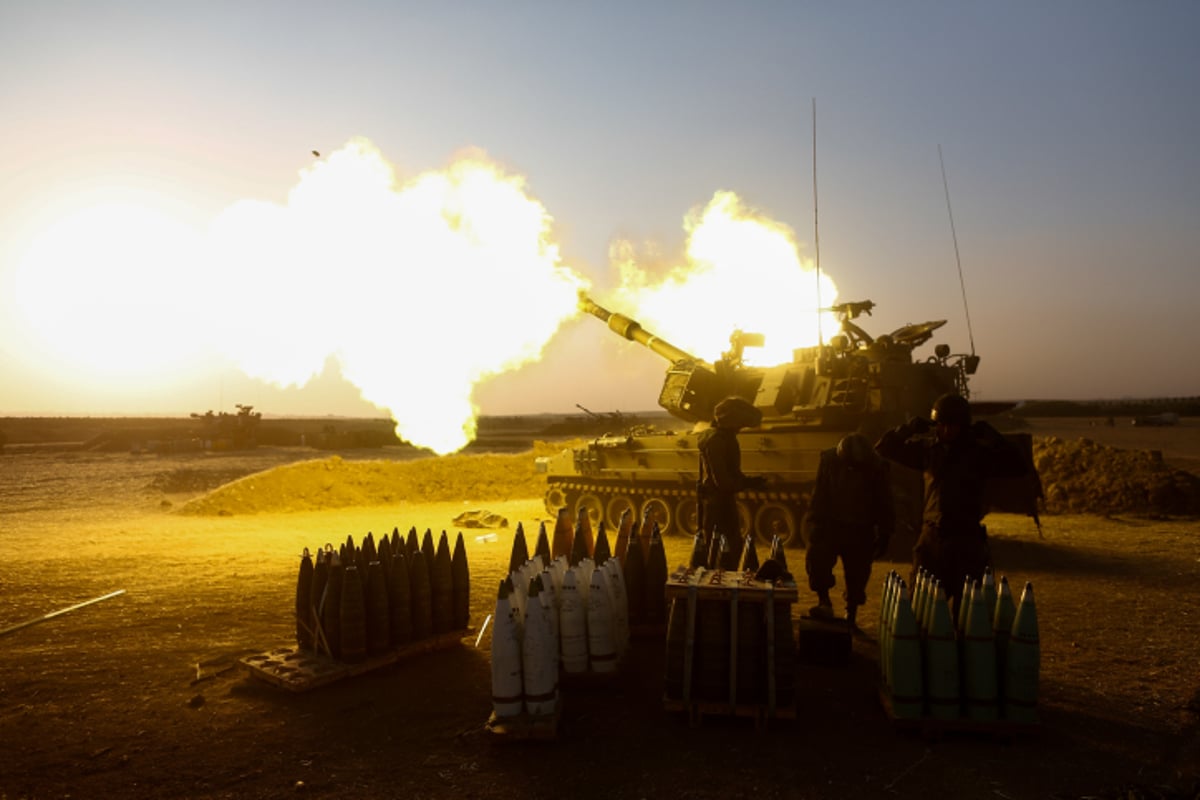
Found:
[713,396,763,430]
[931,393,971,426]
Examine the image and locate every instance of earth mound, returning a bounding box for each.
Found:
[1034,436,1200,516]
[176,440,574,516]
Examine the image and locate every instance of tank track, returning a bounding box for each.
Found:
[545,478,812,548]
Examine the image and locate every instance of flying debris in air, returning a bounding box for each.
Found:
[311,150,320,157]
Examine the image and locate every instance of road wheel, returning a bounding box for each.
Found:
[575,493,604,532]
[640,497,673,537]
[605,495,637,531]
[754,501,797,548]
[675,497,700,537]
[545,484,568,517]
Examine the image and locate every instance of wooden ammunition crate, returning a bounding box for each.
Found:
[661,566,799,728]
[796,614,852,667]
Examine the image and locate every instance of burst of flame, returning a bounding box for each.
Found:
[14,139,840,452]
[611,191,838,364]
[201,139,586,454]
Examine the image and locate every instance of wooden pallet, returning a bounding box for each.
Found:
[240,629,469,692]
[663,696,797,731]
[878,687,1041,739]
[485,705,561,741]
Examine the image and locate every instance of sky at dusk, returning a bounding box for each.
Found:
[2,1,1197,426]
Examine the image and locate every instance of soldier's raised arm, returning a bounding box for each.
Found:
[874,416,930,471]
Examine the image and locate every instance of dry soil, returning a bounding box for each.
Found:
[1,420,1199,800]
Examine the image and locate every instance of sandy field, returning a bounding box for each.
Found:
[1,420,1198,800]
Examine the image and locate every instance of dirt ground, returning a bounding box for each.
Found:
[2,420,1199,800]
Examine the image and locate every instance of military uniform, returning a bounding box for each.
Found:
[875,394,1029,616]
[698,397,765,546]
[805,435,893,624]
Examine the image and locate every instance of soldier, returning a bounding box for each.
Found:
[805,433,893,628]
[875,392,1029,618]
[698,397,767,548]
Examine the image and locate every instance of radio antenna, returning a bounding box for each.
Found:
[938,144,976,356]
[812,98,823,345]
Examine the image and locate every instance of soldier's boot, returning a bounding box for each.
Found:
[809,590,834,619]
[845,604,860,630]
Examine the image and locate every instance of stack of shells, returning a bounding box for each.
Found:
[294,527,470,664]
[664,531,797,707]
[489,506,668,720]
[879,566,1040,724]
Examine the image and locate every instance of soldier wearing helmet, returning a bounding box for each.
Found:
[805,432,894,628]
[698,397,767,549]
[931,393,972,437]
[875,392,1029,617]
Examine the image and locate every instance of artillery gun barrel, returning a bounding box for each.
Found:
[577,293,697,364]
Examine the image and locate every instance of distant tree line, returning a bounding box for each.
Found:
[1014,398,1200,417]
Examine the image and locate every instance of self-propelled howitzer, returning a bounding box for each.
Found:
[539,294,1033,548]
[575,293,755,425]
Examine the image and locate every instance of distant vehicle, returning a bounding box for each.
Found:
[190,404,262,450]
[536,405,644,437]
[1132,412,1180,427]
